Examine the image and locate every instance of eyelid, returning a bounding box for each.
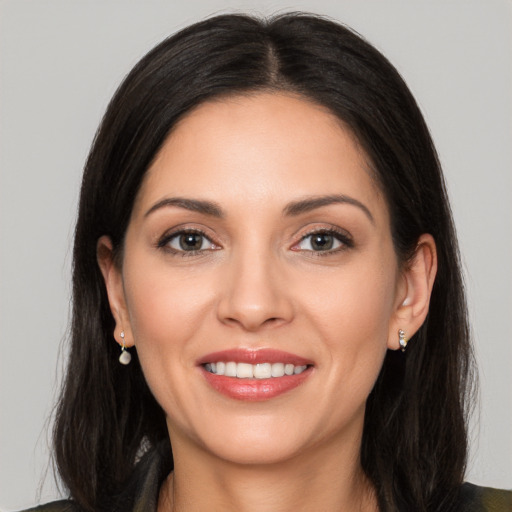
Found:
[157,227,220,255]
[290,226,354,253]
[155,224,352,256]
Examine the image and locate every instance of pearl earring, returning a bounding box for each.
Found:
[118,331,132,365]
[398,329,408,352]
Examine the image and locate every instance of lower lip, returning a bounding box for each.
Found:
[201,367,312,401]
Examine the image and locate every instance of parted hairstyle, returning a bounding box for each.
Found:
[53,12,475,512]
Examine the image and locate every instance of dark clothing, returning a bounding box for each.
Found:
[19,444,512,511]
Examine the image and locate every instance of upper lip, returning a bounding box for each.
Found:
[197,348,313,366]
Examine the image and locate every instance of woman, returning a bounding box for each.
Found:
[21,12,511,512]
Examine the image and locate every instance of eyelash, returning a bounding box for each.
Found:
[157,228,217,257]
[293,228,354,256]
[157,227,353,257]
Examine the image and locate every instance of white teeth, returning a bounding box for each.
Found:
[225,361,237,377]
[236,362,253,378]
[271,363,285,377]
[254,363,272,379]
[205,361,309,378]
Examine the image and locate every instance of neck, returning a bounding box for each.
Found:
[158,428,378,512]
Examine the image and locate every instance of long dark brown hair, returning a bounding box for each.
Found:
[53,13,475,511]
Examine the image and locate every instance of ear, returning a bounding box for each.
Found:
[388,233,437,350]
[97,236,134,348]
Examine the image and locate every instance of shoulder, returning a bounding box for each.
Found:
[15,500,81,512]
[15,441,172,512]
[459,482,512,511]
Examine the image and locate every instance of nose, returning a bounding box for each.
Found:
[216,248,294,332]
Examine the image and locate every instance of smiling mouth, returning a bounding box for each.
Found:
[203,362,309,379]
[198,349,314,400]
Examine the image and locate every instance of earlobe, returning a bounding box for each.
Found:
[388,234,437,350]
[96,236,134,347]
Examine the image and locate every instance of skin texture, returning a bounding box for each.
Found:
[98,93,437,512]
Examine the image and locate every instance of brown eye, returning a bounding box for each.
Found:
[179,233,205,251]
[310,233,334,251]
[163,230,215,253]
[296,231,344,252]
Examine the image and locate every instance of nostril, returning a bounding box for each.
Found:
[222,315,286,331]
[216,280,294,330]
[260,317,289,329]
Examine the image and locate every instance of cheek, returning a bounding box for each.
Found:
[304,256,396,332]
[121,260,219,429]
[121,257,217,383]
[124,255,209,333]
[297,255,397,386]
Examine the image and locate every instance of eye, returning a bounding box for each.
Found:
[160,230,217,254]
[293,229,352,253]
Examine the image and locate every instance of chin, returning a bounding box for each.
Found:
[207,433,308,466]
[171,411,318,467]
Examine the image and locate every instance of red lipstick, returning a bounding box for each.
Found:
[198,349,313,401]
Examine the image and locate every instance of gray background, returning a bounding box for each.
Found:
[1,0,511,509]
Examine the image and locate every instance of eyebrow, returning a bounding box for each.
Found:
[144,197,224,218]
[283,194,374,224]
[144,194,374,224]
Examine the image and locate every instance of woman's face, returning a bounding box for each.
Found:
[104,93,412,465]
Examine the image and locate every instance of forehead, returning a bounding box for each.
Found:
[133,93,386,223]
